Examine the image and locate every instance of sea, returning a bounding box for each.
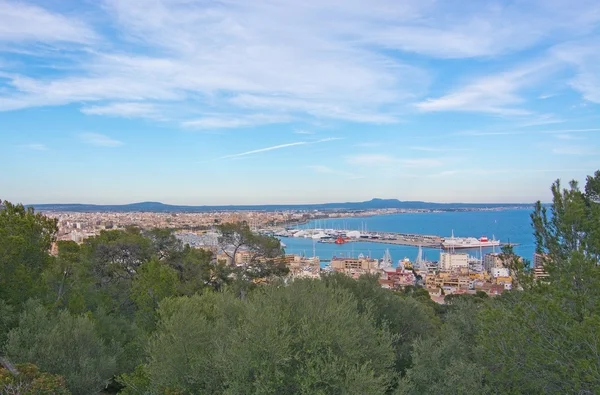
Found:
[278,208,536,267]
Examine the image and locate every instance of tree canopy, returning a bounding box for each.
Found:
[2,170,600,394]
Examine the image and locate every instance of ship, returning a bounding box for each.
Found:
[442,231,500,249]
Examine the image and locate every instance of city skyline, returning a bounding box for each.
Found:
[1,0,600,205]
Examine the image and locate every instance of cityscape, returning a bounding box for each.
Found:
[1,0,600,393]
[40,204,544,305]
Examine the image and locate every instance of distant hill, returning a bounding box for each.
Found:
[28,198,534,213]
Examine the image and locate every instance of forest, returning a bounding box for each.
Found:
[1,171,599,394]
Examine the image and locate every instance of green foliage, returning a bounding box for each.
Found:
[321,273,439,377]
[401,298,489,394]
[0,200,57,306]
[131,258,178,330]
[0,363,70,394]
[170,246,232,295]
[5,300,118,395]
[0,299,16,350]
[43,241,83,308]
[4,169,600,395]
[217,222,288,290]
[135,280,396,394]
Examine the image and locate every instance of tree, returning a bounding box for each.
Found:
[473,171,600,394]
[144,228,184,263]
[43,241,82,307]
[0,363,69,394]
[127,280,397,394]
[170,246,233,295]
[5,300,117,395]
[81,228,154,317]
[217,222,288,297]
[321,273,439,379]
[131,258,178,330]
[401,299,488,395]
[0,200,57,306]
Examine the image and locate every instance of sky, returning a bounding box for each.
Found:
[1,0,600,205]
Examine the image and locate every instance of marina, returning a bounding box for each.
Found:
[266,228,517,250]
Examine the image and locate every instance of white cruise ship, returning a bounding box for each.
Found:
[442,232,500,249]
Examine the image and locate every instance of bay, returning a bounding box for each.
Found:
[279,208,536,266]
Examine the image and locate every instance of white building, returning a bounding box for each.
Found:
[440,252,468,271]
[491,267,510,278]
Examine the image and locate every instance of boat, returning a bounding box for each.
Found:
[442,231,500,249]
[379,249,393,269]
[334,236,346,245]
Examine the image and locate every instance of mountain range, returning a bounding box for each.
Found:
[27,199,534,213]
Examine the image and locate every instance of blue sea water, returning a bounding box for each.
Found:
[279,209,536,265]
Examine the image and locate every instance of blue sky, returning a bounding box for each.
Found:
[1,0,599,205]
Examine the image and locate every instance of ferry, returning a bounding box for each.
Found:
[442,232,500,249]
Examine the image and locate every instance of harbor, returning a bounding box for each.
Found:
[265,228,518,250]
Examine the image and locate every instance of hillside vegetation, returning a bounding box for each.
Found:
[1,171,599,394]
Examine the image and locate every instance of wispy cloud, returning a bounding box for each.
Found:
[81,102,162,120]
[0,0,599,129]
[294,130,315,135]
[220,137,341,159]
[552,40,600,104]
[79,133,124,147]
[0,1,96,43]
[415,59,562,116]
[402,158,444,168]
[182,114,292,129]
[354,142,383,148]
[346,154,398,166]
[410,146,467,152]
[21,143,48,151]
[551,145,598,155]
[457,128,600,137]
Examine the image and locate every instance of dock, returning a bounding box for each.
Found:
[281,230,518,250]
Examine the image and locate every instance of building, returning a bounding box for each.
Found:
[533,253,550,280]
[491,267,510,278]
[484,253,503,272]
[379,267,417,289]
[330,256,379,278]
[439,252,468,271]
[287,256,320,279]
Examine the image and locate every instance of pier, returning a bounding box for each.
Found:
[270,228,519,250]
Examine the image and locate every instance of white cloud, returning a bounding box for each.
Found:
[346,154,399,167]
[552,40,600,104]
[402,158,443,168]
[410,146,467,152]
[415,60,561,115]
[183,114,292,129]
[0,0,428,123]
[220,137,342,159]
[551,145,598,155]
[360,0,600,58]
[21,143,48,151]
[0,1,96,43]
[458,128,600,137]
[0,0,599,125]
[79,133,124,147]
[81,102,162,119]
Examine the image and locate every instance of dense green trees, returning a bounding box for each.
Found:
[401,171,600,394]
[0,200,57,306]
[5,300,117,394]
[1,169,600,394]
[123,280,398,394]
